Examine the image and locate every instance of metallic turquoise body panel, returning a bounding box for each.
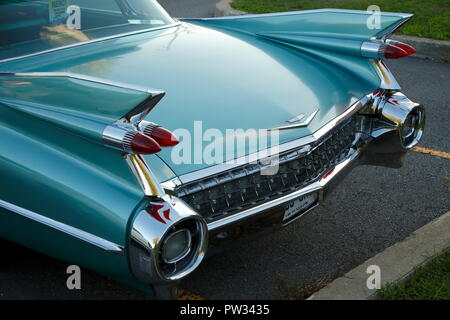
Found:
[0,12,401,176]
[185,10,406,39]
[0,9,411,296]
[0,76,161,292]
[0,76,151,140]
[0,98,146,280]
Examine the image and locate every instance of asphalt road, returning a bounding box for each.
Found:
[1,2,449,300]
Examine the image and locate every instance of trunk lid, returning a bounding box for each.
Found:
[0,21,382,177]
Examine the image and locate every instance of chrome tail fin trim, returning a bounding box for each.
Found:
[0,199,123,254]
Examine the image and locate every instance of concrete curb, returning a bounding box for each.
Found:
[308,212,450,300]
[214,1,450,62]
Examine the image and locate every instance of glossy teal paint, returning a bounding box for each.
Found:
[0,10,411,179]
[0,94,147,244]
[0,95,148,288]
[0,11,406,177]
[0,75,151,142]
[0,76,151,120]
[185,10,408,39]
[0,9,410,296]
[257,34,365,57]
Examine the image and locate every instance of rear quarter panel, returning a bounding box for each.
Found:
[0,97,144,281]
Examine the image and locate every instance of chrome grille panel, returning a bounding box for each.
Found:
[176,117,358,221]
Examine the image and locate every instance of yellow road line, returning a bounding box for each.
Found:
[412,146,450,160]
[177,289,206,300]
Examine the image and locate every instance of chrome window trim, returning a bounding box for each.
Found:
[162,95,370,187]
[0,23,181,64]
[183,9,413,20]
[0,199,124,253]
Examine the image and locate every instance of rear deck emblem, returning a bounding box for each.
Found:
[287,114,306,123]
[272,109,320,130]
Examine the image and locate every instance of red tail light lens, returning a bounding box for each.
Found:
[150,126,179,147]
[103,123,176,154]
[127,132,162,154]
[392,41,416,55]
[384,41,416,59]
[141,122,179,147]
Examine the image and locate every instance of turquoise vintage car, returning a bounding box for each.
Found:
[0,1,425,298]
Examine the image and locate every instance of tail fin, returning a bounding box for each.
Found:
[184,9,413,59]
[0,72,164,148]
[183,9,412,40]
[184,9,413,90]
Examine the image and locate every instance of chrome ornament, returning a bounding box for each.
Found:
[274,109,320,130]
[287,113,306,123]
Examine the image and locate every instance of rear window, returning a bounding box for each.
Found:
[0,0,174,61]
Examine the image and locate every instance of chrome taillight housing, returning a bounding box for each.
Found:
[361,39,416,59]
[372,92,425,149]
[139,121,180,147]
[128,196,208,285]
[103,122,179,155]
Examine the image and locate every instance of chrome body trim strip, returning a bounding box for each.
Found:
[0,199,123,253]
[182,9,413,20]
[126,154,165,197]
[0,23,181,64]
[120,92,165,125]
[0,72,157,94]
[373,60,401,90]
[163,95,370,186]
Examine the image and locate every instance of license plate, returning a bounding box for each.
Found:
[283,193,318,223]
